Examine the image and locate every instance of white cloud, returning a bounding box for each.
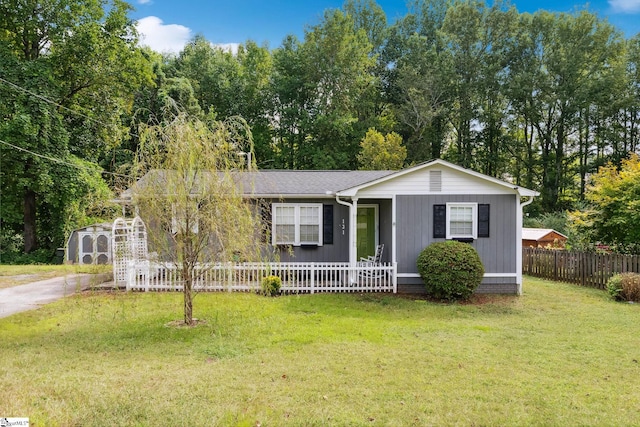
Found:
[138,0,152,4]
[609,0,640,13]
[214,43,240,55]
[135,16,191,54]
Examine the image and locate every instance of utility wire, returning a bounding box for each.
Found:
[0,75,141,140]
[0,138,131,179]
[0,75,141,179]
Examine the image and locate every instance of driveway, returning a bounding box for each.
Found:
[0,274,110,319]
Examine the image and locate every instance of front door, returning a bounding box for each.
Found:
[357,205,378,260]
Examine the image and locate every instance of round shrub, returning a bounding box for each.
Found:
[606,274,624,300]
[607,273,640,302]
[416,240,485,301]
[261,275,282,296]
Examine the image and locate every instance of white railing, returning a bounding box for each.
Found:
[126,261,397,294]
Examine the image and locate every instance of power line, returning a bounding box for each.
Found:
[0,75,141,140]
[0,138,131,179]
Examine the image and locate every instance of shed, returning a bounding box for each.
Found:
[66,223,113,264]
[522,228,567,248]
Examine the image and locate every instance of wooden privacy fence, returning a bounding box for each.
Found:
[523,248,640,289]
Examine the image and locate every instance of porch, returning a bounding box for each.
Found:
[125,261,397,293]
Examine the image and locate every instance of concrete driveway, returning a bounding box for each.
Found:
[0,274,110,319]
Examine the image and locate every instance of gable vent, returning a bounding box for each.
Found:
[430,170,442,192]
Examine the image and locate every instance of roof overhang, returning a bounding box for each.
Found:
[336,159,539,198]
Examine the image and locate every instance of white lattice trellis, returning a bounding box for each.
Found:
[112,216,148,286]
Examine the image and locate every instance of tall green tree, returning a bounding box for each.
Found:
[508,10,624,210]
[301,9,376,169]
[271,10,377,169]
[384,0,451,163]
[0,0,151,254]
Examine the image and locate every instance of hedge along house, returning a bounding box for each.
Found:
[120,159,538,294]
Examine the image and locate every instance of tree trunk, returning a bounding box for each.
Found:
[23,188,37,253]
[183,275,193,325]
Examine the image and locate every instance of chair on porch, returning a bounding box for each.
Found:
[360,244,384,265]
[357,244,385,281]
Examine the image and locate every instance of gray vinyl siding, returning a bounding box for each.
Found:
[269,198,350,262]
[396,194,517,276]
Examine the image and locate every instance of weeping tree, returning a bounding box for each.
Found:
[133,113,261,325]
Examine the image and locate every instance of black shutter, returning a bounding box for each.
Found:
[478,204,490,238]
[261,203,272,243]
[433,204,446,238]
[323,204,333,244]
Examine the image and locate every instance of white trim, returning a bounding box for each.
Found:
[171,202,199,235]
[446,202,477,240]
[336,159,539,198]
[272,203,323,246]
[77,230,112,265]
[391,195,397,266]
[397,272,517,278]
[517,196,535,295]
[484,273,518,278]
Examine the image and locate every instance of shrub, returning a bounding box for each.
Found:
[261,275,282,296]
[606,273,640,302]
[416,240,485,301]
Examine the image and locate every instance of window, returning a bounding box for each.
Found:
[446,203,477,239]
[272,203,323,246]
[171,202,199,235]
[433,203,490,240]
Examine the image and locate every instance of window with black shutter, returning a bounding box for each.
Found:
[433,203,491,240]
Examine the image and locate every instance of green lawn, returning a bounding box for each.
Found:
[0,264,111,289]
[1,277,639,426]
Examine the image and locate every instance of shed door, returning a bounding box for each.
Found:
[79,231,111,264]
[357,205,378,260]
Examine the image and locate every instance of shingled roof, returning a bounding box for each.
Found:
[119,169,395,201]
[239,170,395,196]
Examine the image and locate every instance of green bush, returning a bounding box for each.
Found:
[606,273,640,302]
[416,240,485,301]
[261,275,282,296]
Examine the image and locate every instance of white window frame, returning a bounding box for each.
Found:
[272,203,323,246]
[171,202,199,235]
[446,203,477,239]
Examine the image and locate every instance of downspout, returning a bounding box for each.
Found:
[517,195,535,295]
[336,194,358,283]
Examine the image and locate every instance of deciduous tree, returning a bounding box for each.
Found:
[357,128,406,170]
[570,154,640,250]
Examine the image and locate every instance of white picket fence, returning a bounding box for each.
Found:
[125,261,397,293]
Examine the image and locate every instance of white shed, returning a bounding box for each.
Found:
[66,223,112,264]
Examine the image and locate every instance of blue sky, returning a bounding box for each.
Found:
[131,0,640,53]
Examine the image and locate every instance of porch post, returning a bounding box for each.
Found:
[350,198,359,284]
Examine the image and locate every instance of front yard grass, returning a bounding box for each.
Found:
[1,276,639,426]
